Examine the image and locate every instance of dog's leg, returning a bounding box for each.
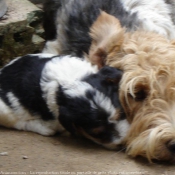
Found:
[0,99,18,128]
[14,118,64,136]
[0,98,63,136]
[0,92,64,136]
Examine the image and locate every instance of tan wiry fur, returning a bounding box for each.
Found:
[89,11,175,162]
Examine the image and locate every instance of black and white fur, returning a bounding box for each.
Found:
[43,0,175,55]
[42,0,139,56]
[0,54,129,149]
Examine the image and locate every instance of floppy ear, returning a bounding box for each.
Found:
[99,66,123,84]
[89,11,124,68]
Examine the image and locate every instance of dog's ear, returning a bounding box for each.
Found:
[89,11,124,68]
[99,66,123,84]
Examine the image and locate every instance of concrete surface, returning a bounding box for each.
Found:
[0,127,175,175]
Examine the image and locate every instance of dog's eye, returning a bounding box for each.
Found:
[134,90,147,101]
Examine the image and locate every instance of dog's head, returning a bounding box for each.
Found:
[58,66,129,149]
[89,11,175,162]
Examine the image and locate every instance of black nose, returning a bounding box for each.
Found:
[167,141,175,153]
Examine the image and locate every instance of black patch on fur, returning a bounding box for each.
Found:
[0,55,54,120]
[0,90,11,107]
[57,85,118,143]
[83,66,126,120]
[43,0,62,40]
[82,66,122,105]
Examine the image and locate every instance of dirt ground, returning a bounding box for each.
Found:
[0,127,175,175]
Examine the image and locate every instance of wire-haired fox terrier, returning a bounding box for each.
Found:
[43,0,175,162]
[0,53,129,149]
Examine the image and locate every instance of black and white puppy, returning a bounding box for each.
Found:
[0,54,129,149]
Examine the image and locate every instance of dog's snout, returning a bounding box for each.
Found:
[167,141,175,153]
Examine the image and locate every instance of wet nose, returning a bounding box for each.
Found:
[167,141,175,153]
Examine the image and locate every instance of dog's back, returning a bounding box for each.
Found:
[43,0,139,56]
[43,0,175,57]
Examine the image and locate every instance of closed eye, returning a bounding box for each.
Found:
[134,89,147,101]
[128,89,147,102]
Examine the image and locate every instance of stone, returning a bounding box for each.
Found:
[0,0,7,18]
[22,156,28,159]
[0,0,45,66]
[0,152,8,156]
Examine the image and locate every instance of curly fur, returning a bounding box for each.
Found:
[89,11,175,162]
